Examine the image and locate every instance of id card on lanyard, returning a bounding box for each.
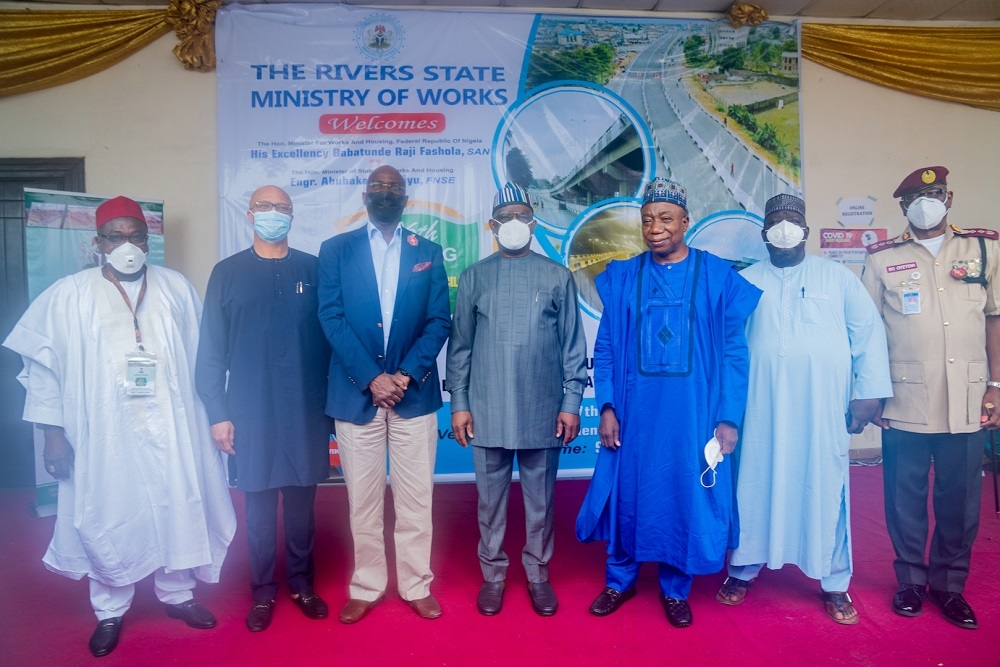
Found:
[104,266,157,396]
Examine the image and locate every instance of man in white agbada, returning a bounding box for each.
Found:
[2,196,236,658]
[717,194,891,624]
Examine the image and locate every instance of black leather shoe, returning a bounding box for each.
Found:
[165,599,217,629]
[477,580,505,616]
[292,593,328,620]
[929,590,978,629]
[527,581,558,617]
[589,586,636,616]
[246,600,275,632]
[660,594,693,628]
[88,617,122,657]
[892,584,926,617]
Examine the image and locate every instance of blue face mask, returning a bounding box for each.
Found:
[253,210,291,242]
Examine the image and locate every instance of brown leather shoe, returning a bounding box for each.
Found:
[407,594,442,620]
[338,594,384,624]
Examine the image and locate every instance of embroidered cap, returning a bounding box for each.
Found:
[893,166,949,198]
[641,177,687,210]
[493,182,533,215]
[764,193,805,218]
[96,196,146,228]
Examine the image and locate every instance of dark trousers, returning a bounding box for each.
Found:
[472,446,560,584]
[245,485,318,602]
[882,430,983,593]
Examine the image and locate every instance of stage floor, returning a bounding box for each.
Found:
[1,466,997,666]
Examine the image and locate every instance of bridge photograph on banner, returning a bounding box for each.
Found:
[215,6,803,479]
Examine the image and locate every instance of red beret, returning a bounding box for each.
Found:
[95,196,146,228]
[893,167,948,199]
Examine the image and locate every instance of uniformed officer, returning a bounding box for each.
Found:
[863,166,1000,630]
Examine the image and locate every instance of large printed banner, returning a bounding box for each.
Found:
[216,6,803,479]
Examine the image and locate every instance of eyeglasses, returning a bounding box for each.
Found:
[252,201,293,215]
[901,187,946,206]
[493,212,534,224]
[367,182,405,194]
[98,233,149,246]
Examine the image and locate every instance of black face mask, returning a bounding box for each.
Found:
[365,191,406,224]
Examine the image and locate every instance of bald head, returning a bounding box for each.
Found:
[367,166,404,191]
[247,185,294,250]
[249,185,292,212]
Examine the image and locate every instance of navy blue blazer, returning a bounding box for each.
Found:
[317,225,451,424]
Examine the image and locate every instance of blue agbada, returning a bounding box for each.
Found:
[196,248,332,492]
[576,249,761,573]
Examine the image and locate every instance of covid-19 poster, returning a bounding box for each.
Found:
[216,6,803,479]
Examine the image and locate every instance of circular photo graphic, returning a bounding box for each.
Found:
[492,83,653,232]
[686,210,768,269]
[563,199,644,316]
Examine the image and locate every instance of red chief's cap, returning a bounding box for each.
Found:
[95,196,146,228]
[893,167,949,199]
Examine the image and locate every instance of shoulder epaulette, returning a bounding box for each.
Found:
[950,225,999,240]
[866,237,902,254]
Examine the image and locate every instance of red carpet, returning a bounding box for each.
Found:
[1,466,997,666]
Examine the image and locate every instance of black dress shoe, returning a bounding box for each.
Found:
[89,617,122,657]
[527,581,558,617]
[292,593,329,620]
[660,594,693,628]
[928,590,978,629]
[477,580,505,616]
[246,600,275,632]
[165,599,217,629]
[892,584,926,617]
[589,586,636,616]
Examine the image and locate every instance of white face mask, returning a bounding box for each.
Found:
[106,242,147,275]
[905,196,948,230]
[765,219,806,249]
[700,436,724,488]
[495,219,532,251]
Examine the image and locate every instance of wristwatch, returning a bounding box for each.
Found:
[398,369,411,378]
[987,381,1000,389]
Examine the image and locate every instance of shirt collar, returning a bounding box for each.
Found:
[366,219,402,242]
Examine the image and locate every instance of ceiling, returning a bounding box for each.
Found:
[12,0,1000,21]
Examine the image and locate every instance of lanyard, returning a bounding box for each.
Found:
[103,266,148,351]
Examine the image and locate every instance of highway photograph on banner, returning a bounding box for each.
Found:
[216,6,802,477]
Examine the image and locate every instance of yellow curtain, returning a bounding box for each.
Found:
[0,10,171,98]
[801,23,1000,113]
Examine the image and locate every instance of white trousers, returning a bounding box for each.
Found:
[335,409,437,601]
[89,568,195,620]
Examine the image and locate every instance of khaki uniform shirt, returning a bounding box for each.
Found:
[862,223,1000,434]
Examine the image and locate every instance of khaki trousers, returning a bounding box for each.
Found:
[335,408,437,601]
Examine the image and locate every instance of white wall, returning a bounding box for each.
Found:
[0,29,218,290]
[798,58,1000,251]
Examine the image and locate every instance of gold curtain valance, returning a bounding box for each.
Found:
[801,23,1000,113]
[0,0,219,98]
[0,9,998,114]
[0,10,170,98]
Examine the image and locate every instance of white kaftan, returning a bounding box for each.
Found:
[3,266,235,586]
[731,255,891,579]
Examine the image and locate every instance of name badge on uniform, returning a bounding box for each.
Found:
[902,290,921,315]
[125,350,157,396]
